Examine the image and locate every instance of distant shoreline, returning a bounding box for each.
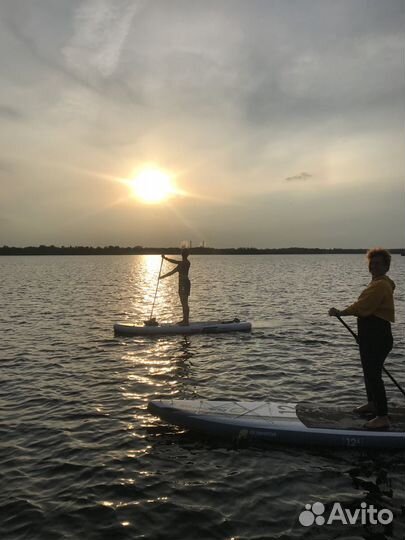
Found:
[1,246,404,256]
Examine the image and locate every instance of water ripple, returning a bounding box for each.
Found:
[0,254,404,539]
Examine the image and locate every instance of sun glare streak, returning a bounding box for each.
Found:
[46,160,236,211]
[46,160,233,205]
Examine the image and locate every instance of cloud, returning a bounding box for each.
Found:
[63,0,143,79]
[285,172,312,182]
[0,105,24,121]
[0,0,403,247]
[0,160,15,174]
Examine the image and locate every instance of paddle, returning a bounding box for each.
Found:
[335,314,405,399]
[144,256,164,326]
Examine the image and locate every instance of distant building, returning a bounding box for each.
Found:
[180,240,193,249]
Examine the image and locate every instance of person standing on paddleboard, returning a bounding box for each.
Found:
[159,249,191,325]
[329,248,395,430]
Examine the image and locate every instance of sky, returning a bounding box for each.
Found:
[0,0,404,248]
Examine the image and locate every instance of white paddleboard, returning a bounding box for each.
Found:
[114,320,252,336]
[148,399,405,449]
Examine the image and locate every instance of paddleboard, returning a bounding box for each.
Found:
[114,319,252,336]
[148,399,405,449]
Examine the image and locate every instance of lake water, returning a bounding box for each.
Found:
[1,254,404,539]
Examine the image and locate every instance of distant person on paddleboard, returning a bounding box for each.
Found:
[329,248,395,430]
[159,249,191,325]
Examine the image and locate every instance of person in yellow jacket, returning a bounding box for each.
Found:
[329,248,395,430]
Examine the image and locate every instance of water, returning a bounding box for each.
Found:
[1,254,404,540]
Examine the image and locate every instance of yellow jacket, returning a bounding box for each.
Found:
[341,275,395,322]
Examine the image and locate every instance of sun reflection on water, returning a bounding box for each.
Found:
[117,337,195,426]
[140,255,163,310]
[122,253,183,324]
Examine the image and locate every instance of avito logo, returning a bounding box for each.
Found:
[299,502,393,527]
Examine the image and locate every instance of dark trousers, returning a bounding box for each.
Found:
[358,316,393,416]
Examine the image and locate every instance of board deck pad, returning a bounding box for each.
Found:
[297,403,405,432]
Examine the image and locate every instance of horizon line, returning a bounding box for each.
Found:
[1,245,404,254]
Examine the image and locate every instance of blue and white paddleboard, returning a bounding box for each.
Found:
[114,320,252,336]
[148,399,405,450]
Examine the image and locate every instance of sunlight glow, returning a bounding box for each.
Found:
[129,168,175,204]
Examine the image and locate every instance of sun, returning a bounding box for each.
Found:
[129,168,175,204]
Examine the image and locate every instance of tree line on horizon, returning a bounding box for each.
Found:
[0,245,404,255]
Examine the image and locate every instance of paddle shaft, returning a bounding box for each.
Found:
[336,315,405,399]
[337,315,358,343]
[149,257,164,320]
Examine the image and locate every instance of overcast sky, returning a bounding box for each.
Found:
[0,0,404,248]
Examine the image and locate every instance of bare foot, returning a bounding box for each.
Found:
[365,416,390,430]
[353,402,376,415]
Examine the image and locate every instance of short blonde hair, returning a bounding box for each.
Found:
[367,247,391,270]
